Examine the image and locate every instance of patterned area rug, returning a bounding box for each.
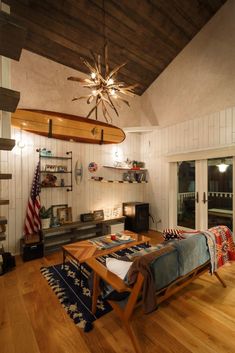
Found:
[41,261,111,332]
[41,242,159,331]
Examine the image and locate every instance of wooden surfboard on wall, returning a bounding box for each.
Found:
[11,109,126,144]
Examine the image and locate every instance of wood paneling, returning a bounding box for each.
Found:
[4,0,226,94]
[1,128,144,254]
[141,105,235,231]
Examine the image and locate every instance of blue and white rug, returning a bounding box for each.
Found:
[41,261,111,332]
[41,242,157,331]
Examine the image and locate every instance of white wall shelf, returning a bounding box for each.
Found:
[89,178,148,184]
[103,165,147,171]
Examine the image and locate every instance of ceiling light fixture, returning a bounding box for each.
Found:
[67,0,137,124]
[216,160,229,173]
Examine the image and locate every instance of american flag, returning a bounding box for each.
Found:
[24,162,41,239]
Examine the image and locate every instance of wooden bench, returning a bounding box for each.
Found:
[86,257,226,353]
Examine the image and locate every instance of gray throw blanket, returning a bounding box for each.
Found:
[126,246,174,314]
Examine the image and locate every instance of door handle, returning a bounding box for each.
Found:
[196,192,199,203]
[202,192,208,204]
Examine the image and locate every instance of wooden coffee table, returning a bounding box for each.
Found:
[62,231,150,316]
[62,230,150,267]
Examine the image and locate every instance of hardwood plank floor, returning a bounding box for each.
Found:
[1,230,235,353]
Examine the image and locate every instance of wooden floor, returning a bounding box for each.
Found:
[1,230,235,353]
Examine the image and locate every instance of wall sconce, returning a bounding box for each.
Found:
[17,140,25,149]
[216,160,229,173]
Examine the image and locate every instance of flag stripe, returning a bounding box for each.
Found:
[23,162,41,237]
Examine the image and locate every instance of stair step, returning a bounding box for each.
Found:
[0,234,6,241]
[0,217,7,225]
[0,173,12,180]
[0,138,15,151]
[0,87,20,113]
[0,200,9,205]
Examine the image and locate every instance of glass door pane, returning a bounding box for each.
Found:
[177,161,196,229]
[208,157,233,230]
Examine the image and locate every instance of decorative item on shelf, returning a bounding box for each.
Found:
[93,209,104,221]
[57,165,68,172]
[75,160,83,185]
[51,204,68,227]
[41,173,57,187]
[57,207,72,224]
[45,164,57,172]
[91,176,103,181]
[136,172,146,182]
[60,178,65,187]
[131,160,145,169]
[37,148,53,157]
[88,162,98,172]
[80,213,94,222]
[39,206,52,229]
[114,161,124,168]
[123,173,131,181]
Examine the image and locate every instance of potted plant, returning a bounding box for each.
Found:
[39,206,52,229]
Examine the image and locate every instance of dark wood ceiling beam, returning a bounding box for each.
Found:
[105,0,191,49]
[171,0,226,28]
[201,0,227,14]
[39,0,166,73]
[8,0,153,89]
[4,0,226,95]
[206,0,227,11]
[29,0,170,76]
[0,11,26,60]
[149,0,200,34]
[42,0,176,68]
[24,31,144,95]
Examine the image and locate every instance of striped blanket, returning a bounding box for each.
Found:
[203,225,235,273]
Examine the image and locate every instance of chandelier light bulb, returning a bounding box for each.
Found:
[107,78,114,85]
[67,44,138,123]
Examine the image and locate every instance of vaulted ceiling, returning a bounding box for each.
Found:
[6,0,226,95]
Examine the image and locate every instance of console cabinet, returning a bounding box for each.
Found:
[41,216,125,255]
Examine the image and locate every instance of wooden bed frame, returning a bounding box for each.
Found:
[86,257,227,353]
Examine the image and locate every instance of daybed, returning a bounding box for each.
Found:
[87,232,227,353]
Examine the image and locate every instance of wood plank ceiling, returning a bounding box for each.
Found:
[5,0,227,95]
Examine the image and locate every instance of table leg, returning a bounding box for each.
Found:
[92,272,100,314]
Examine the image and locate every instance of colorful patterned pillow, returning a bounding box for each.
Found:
[163,228,186,241]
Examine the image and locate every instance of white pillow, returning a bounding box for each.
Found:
[106,258,132,280]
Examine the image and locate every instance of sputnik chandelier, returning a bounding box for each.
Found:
[67,46,137,124]
[67,0,137,124]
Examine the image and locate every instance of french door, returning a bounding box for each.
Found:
[175,157,234,231]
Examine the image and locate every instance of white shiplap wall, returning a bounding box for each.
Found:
[1,129,144,254]
[141,106,235,231]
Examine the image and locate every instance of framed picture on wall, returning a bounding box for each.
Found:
[57,207,72,224]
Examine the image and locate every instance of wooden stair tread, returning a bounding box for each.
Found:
[0,173,12,179]
[0,138,15,151]
[0,200,9,205]
[0,234,6,241]
[0,217,7,225]
[0,87,20,113]
[0,11,26,61]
